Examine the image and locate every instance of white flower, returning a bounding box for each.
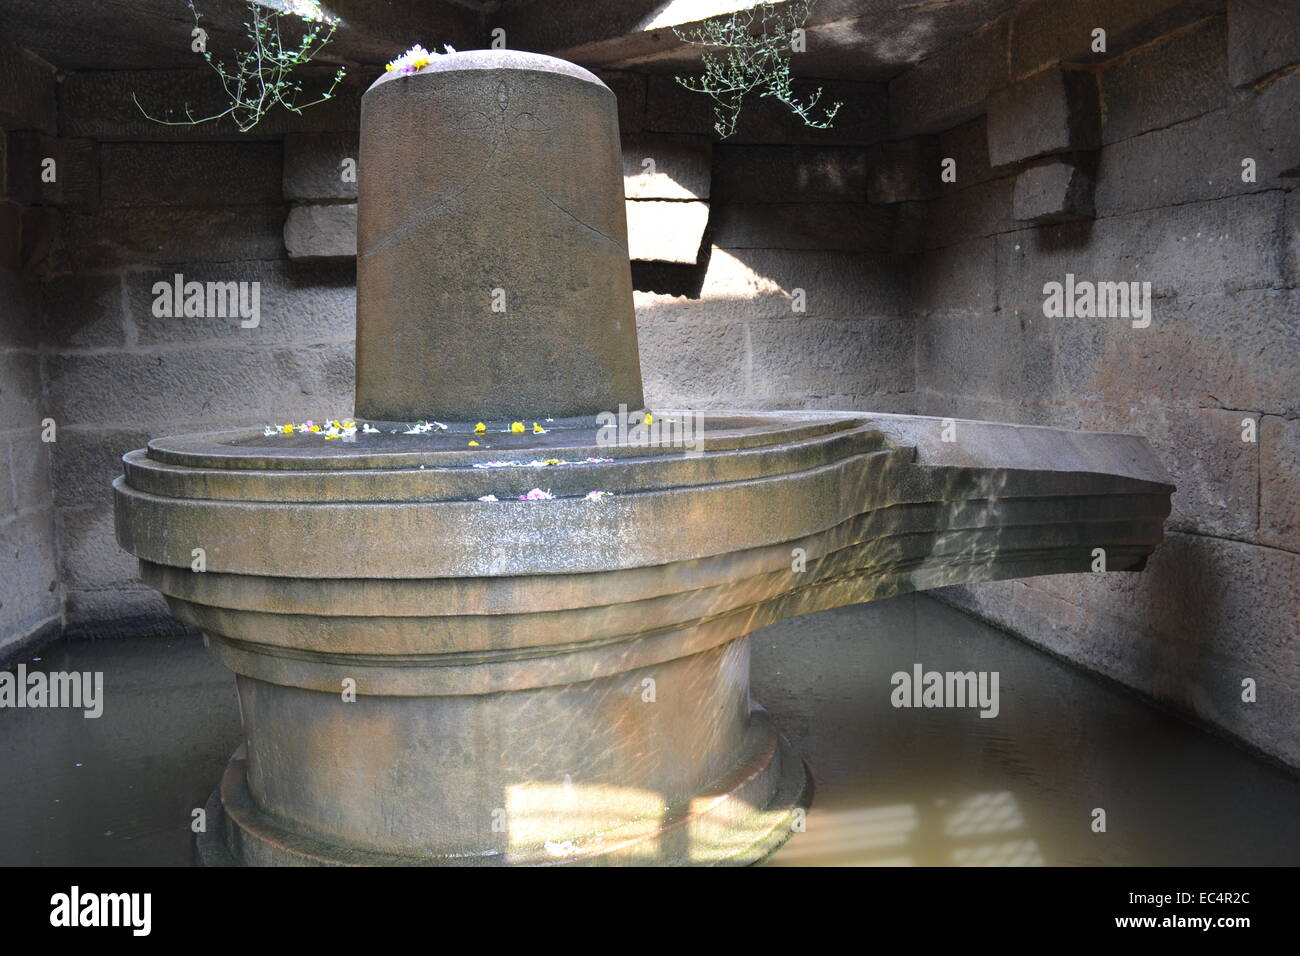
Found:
[477,494,498,502]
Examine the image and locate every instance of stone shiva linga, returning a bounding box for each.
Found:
[113,50,1174,865]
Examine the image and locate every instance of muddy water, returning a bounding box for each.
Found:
[759,595,1300,866]
[1,595,1296,866]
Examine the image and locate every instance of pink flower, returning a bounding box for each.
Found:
[518,488,554,501]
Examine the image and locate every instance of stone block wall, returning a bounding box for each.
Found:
[0,38,61,663]
[614,72,918,412]
[901,4,1300,767]
[1,58,365,647]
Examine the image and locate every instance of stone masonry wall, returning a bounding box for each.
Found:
[903,2,1300,767]
[4,60,366,643]
[619,73,919,413]
[1,37,61,663]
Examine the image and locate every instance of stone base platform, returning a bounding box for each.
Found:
[197,708,810,867]
[117,410,1172,867]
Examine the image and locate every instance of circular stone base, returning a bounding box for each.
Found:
[196,711,811,867]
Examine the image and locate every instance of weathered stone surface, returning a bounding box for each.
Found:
[356,52,643,421]
[0,35,56,134]
[625,199,709,263]
[1100,14,1231,145]
[593,70,646,132]
[0,267,40,348]
[5,427,51,513]
[52,426,153,509]
[1290,188,1300,288]
[713,146,865,203]
[283,133,360,202]
[63,206,286,269]
[938,117,999,188]
[0,347,43,423]
[102,142,282,206]
[711,203,893,253]
[917,306,1055,413]
[867,137,940,203]
[622,133,711,200]
[1093,403,1259,539]
[62,588,180,640]
[11,205,60,277]
[1227,0,1300,87]
[0,511,61,652]
[2,133,99,210]
[46,343,353,427]
[0,201,20,273]
[938,530,1300,767]
[637,315,748,405]
[891,16,1009,137]
[284,203,356,259]
[636,246,909,320]
[1049,289,1299,417]
[59,504,138,591]
[748,316,912,401]
[913,237,997,317]
[995,193,1286,308]
[124,259,356,347]
[892,201,929,255]
[1094,70,1300,216]
[1012,155,1095,224]
[986,67,1100,168]
[1259,415,1299,550]
[1007,0,1224,80]
[925,175,1016,249]
[40,274,125,349]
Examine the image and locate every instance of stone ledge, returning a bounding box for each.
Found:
[284,203,356,259]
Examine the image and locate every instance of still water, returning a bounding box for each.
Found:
[1,594,1296,866]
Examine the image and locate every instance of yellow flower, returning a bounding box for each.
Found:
[532,422,547,434]
[385,62,395,72]
[510,421,525,433]
[544,458,561,466]
[280,423,294,434]
[643,412,653,425]
[309,425,321,432]
[474,422,486,434]
[468,440,480,447]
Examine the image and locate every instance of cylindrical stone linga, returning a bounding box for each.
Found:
[355,51,645,422]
